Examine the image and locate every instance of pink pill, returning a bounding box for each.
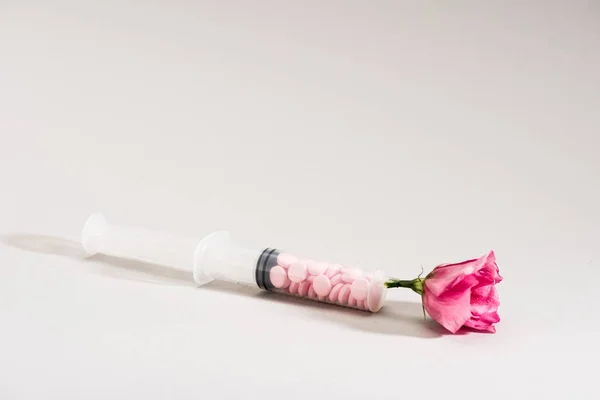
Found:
[338,284,351,304]
[350,278,369,301]
[341,265,353,273]
[308,284,317,299]
[308,261,329,275]
[342,270,361,283]
[363,300,371,310]
[288,262,308,283]
[325,264,342,278]
[306,275,315,283]
[298,281,310,297]
[348,295,357,307]
[269,266,289,289]
[313,275,332,297]
[367,282,386,312]
[288,281,299,295]
[330,274,342,287]
[282,279,291,289]
[328,283,344,303]
[303,259,315,271]
[277,253,298,268]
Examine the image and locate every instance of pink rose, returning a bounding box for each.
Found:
[422,251,502,333]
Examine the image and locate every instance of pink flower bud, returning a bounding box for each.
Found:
[422,251,502,333]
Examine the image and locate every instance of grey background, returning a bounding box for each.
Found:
[1,1,598,399]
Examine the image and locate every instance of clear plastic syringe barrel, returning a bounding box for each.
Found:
[254,249,387,312]
[81,214,387,312]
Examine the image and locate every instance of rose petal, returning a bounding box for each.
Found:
[471,285,500,309]
[437,274,479,300]
[425,251,495,297]
[464,318,497,333]
[423,288,472,334]
[466,285,500,332]
[475,253,502,287]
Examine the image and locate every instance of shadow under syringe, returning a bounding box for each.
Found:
[1,233,194,286]
[2,233,443,339]
[203,280,444,338]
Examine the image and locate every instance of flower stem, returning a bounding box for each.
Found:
[384,278,424,295]
[384,280,415,289]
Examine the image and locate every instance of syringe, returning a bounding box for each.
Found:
[81,213,387,312]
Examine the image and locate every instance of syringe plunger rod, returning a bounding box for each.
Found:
[82,213,201,272]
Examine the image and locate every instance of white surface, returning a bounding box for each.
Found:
[1,1,599,399]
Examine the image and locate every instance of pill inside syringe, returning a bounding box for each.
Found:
[267,253,384,311]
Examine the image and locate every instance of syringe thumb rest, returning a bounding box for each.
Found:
[81,213,231,285]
